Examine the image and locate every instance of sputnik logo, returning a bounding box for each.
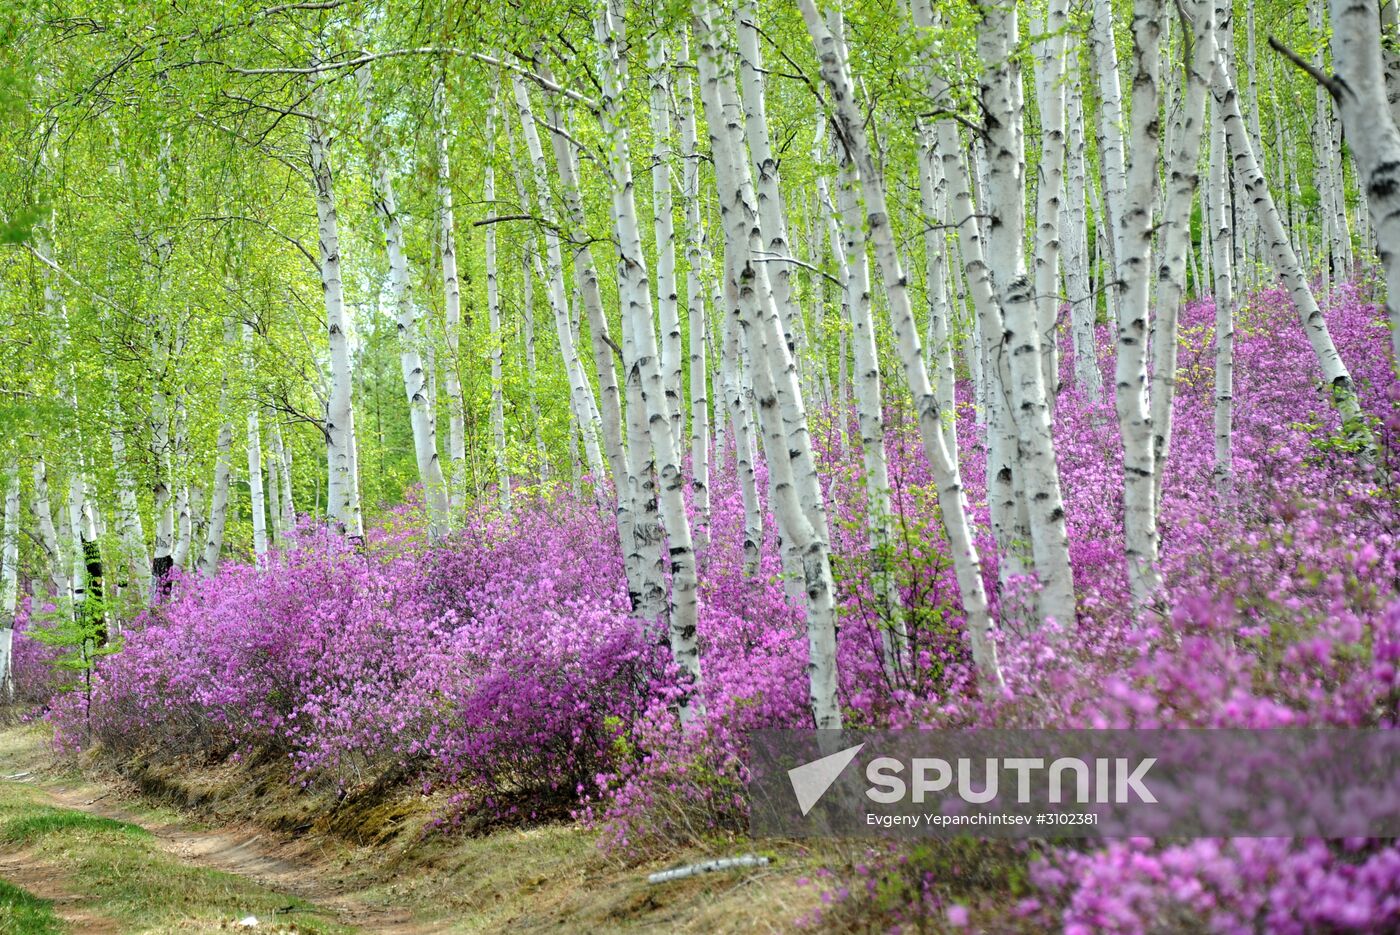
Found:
[787,743,865,816]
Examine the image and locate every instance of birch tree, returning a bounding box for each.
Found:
[435,66,469,513]
[309,73,363,540]
[1320,0,1400,364]
[598,0,704,717]
[357,63,451,539]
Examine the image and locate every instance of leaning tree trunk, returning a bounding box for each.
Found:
[510,75,608,486]
[827,122,906,674]
[358,63,451,540]
[538,82,669,614]
[1210,23,1369,433]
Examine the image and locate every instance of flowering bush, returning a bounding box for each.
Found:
[39,283,1400,931]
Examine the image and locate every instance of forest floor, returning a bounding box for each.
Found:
[0,724,822,933]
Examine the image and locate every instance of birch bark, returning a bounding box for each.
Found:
[309,72,363,539]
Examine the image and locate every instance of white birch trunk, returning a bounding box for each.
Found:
[1116,0,1166,610]
[435,66,468,514]
[309,73,363,539]
[32,457,69,603]
[1149,0,1215,508]
[808,0,1010,679]
[199,321,235,575]
[916,125,960,462]
[1032,0,1071,400]
[678,31,712,550]
[1092,0,1130,264]
[598,0,704,719]
[1209,23,1368,431]
[244,323,268,559]
[647,36,685,450]
[1065,79,1104,403]
[510,75,608,486]
[971,0,1078,628]
[0,463,17,698]
[1210,104,1235,497]
[357,64,451,540]
[265,415,283,545]
[830,126,906,674]
[106,369,149,599]
[698,0,845,725]
[1329,0,1400,366]
[484,84,512,513]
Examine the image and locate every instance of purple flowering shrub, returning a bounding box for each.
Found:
[8,598,65,707]
[41,284,1400,930]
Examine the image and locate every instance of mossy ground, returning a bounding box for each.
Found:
[0,724,828,933]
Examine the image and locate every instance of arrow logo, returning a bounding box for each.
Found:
[787,743,865,816]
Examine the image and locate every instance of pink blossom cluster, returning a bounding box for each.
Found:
[21,283,1400,931]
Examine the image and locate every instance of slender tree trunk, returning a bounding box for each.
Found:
[809,0,1009,681]
[1115,0,1166,610]
[199,322,235,575]
[106,367,149,600]
[510,75,608,486]
[1329,0,1400,365]
[435,65,469,513]
[598,0,704,720]
[698,0,845,725]
[1032,0,1071,400]
[244,323,268,560]
[0,463,18,699]
[1149,0,1215,508]
[827,121,906,674]
[265,412,283,545]
[31,457,69,603]
[916,125,961,461]
[647,37,685,449]
[678,31,711,551]
[309,73,363,539]
[358,64,451,539]
[1210,21,1368,431]
[1210,103,1235,497]
[1065,76,1104,403]
[484,83,512,513]
[1092,0,1130,267]
[538,83,669,615]
[972,0,1078,628]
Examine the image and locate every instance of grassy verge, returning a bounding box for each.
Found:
[0,779,351,933]
[0,877,61,935]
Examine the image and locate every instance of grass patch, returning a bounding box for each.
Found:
[0,879,61,935]
[0,781,351,934]
[2,808,150,846]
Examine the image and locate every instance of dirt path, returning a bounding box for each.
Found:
[29,778,442,934]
